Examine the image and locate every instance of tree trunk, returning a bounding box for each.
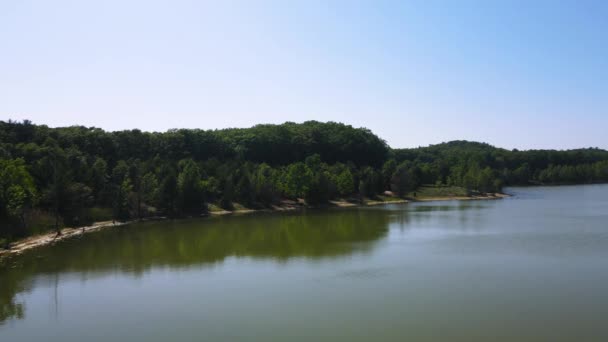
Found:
[54,212,62,236]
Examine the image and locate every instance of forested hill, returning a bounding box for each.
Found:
[0,120,389,167]
[2,119,608,242]
[393,140,608,185]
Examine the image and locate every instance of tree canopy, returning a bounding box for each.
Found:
[1,120,607,242]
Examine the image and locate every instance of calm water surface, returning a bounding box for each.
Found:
[1,185,608,341]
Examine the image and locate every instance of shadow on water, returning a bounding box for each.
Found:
[0,207,411,324]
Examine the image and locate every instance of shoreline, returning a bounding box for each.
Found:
[0,193,507,259]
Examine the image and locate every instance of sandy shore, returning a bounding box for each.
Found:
[0,193,507,259]
[0,221,128,258]
[407,192,510,202]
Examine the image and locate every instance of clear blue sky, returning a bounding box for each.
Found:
[1,0,607,150]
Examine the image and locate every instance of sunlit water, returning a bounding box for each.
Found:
[2,185,608,341]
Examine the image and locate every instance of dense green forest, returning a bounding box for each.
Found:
[1,119,608,242]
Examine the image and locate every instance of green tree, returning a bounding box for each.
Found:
[382,159,397,189]
[159,169,178,216]
[390,163,418,197]
[41,148,73,234]
[113,178,133,221]
[220,175,235,210]
[305,171,331,205]
[477,167,495,193]
[336,169,354,196]
[252,164,278,205]
[89,157,108,204]
[282,163,313,198]
[64,182,93,226]
[177,159,205,215]
[0,159,37,238]
[140,172,159,210]
[111,161,132,221]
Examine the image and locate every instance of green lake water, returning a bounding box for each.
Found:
[1,185,608,341]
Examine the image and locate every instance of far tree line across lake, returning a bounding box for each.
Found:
[1,119,608,243]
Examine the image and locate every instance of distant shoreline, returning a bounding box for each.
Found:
[0,193,508,260]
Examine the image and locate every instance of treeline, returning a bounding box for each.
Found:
[392,140,608,186]
[1,120,608,242]
[0,120,392,241]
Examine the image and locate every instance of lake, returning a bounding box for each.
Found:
[1,185,608,341]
